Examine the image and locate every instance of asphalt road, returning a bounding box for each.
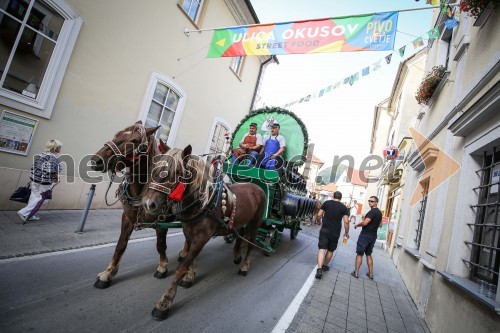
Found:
[0,229,319,333]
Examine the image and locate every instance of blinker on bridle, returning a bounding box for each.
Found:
[149,181,185,202]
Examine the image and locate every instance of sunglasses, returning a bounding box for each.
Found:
[368,200,377,203]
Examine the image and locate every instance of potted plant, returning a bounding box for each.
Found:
[459,0,498,18]
[415,65,447,105]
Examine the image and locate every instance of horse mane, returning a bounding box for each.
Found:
[167,148,212,207]
[114,124,138,137]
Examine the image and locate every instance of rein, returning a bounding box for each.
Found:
[102,127,156,207]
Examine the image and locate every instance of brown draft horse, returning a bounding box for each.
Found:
[141,145,267,320]
[90,121,172,288]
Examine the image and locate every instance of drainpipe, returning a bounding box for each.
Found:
[250,55,278,112]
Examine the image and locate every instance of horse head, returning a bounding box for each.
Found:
[142,145,192,217]
[91,121,161,173]
[142,144,213,218]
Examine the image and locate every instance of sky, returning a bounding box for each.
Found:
[249,0,434,169]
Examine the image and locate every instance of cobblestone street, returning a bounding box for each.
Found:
[286,223,430,333]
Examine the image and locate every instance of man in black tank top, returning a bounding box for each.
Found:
[315,191,350,279]
[351,196,383,280]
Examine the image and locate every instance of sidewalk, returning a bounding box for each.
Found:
[0,209,180,260]
[0,209,429,333]
[287,223,430,333]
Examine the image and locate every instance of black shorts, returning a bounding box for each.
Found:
[356,232,377,256]
[318,231,339,252]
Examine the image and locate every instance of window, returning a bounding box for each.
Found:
[414,180,429,250]
[230,56,244,77]
[441,30,452,70]
[179,0,204,24]
[466,147,500,285]
[207,119,230,156]
[0,0,82,118]
[140,73,186,147]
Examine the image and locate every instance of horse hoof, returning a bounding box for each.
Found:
[154,270,167,279]
[234,256,242,265]
[151,307,168,321]
[238,269,247,276]
[178,255,184,263]
[94,279,111,289]
[178,280,193,289]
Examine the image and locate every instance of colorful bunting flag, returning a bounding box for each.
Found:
[428,27,440,39]
[398,46,406,58]
[412,37,424,48]
[349,72,360,86]
[278,26,444,108]
[426,0,439,5]
[445,17,459,29]
[445,6,459,29]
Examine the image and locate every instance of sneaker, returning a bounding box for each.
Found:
[28,215,40,221]
[321,265,330,271]
[366,272,374,280]
[17,211,27,222]
[351,271,359,279]
[315,268,322,279]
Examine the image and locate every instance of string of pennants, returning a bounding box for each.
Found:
[281,3,459,109]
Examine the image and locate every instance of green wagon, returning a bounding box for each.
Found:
[223,107,317,253]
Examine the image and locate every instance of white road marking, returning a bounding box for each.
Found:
[271,266,317,333]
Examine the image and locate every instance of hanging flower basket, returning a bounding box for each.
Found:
[459,0,499,18]
[415,65,447,105]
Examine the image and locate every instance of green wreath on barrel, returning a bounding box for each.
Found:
[231,107,309,165]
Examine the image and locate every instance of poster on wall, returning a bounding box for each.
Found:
[492,164,500,194]
[0,110,38,155]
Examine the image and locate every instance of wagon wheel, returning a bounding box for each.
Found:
[270,229,281,249]
[290,221,300,240]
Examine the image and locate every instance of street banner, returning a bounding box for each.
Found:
[207,12,399,57]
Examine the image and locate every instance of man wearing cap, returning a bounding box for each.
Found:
[232,122,262,166]
[257,122,286,171]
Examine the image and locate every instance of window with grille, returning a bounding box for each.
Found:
[230,56,244,77]
[0,0,81,117]
[179,0,204,23]
[466,147,500,285]
[414,180,429,250]
[145,82,180,144]
[208,121,229,156]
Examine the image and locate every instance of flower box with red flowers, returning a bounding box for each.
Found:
[415,65,447,105]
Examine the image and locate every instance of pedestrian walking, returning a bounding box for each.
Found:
[351,196,383,279]
[350,200,358,224]
[315,191,350,279]
[17,139,63,223]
